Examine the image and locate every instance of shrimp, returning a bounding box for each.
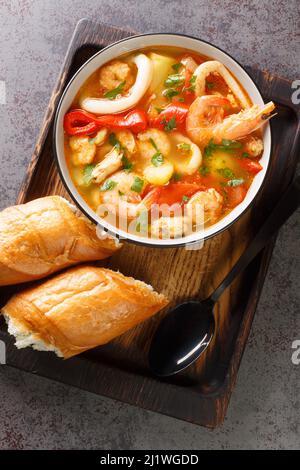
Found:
[137,128,171,161]
[151,216,189,239]
[69,135,96,166]
[187,188,223,225]
[99,171,156,220]
[194,60,251,109]
[93,128,108,145]
[243,136,264,157]
[115,130,137,154]
[186,95,275,147]
[99,60,135,92]
[91,147,123,184]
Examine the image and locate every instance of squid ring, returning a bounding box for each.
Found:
[80,54,153,115]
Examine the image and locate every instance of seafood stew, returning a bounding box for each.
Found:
[63,46,275,240]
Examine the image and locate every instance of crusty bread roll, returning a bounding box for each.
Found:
[0,196,120,286]
[2,266,168,358]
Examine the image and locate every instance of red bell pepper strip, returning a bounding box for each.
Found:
[149,103,189,131]
[225,185,248,208]
[64,109,148,136]
[63,109,99,136]
[238,159,263,175]
[152,182,204,206]
[95,109,148,133]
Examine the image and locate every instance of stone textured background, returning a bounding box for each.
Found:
[0,0,299,449]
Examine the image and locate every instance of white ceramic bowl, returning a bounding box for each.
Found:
[54,33,271,247]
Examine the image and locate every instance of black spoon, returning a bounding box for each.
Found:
[149,175,300,377]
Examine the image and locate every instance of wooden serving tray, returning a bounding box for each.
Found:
[0,20,299,428]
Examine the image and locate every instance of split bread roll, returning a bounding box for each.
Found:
[0,195,120,286]
[2,266,168,358]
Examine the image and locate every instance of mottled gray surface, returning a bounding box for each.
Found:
[0,0,299,450]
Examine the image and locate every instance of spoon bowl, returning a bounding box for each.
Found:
[149,300,215,376]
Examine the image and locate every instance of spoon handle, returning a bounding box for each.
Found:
[210,175,300,303]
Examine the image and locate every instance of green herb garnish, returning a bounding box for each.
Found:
[149,138,164,166]
[173,172,182,181]
[227,178,244,187]
[185,74,196,92]
[242,152,250,158]
[88,137,96,145]
[118,190,125,196]
[82,164,95,185]
[104,81,126,100]
[177,97,185,102]
[100,179,117,191]
[172,63,182,73]
[150,138,159,151]
[109,132,121,149]
[204,138,242,158]
[199,166,210,176]
[162,116,177,132]
[177,142,191,153]
[151,152,164,167]
[155,107,163,114]
[164,74,185,88]
[121,154,133,172]
[217,167,236,179]
[131,176,144,193]
[182,195,190,203]
[206,81,214,90]
[163,88,180,100]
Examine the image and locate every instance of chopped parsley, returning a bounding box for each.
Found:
[121,154,133,172]
[163,88,180,100]
[104,81,126,100]
[149,138,164,166]
[172,63,182,73]
[177,142,191,153]
[131,176,144,193]
[118,190,125,196]
[217,167,235,179]
[82,164,95,185]
[162,116,177,132]
[199,166,210,176]
[155,107,163,114]
[204,138,242,158]
[150,138,159,151]
[242,152,250,158]
[100,179,117,191]
[185,74,196,92]
[206,81,214,90]
[164,73,185,88]
[182,195,190,203]
[227,178,244,187]
[109,133,133,171]
[109,132,121,149]
[172,172,182,181]
[151,152,164,167]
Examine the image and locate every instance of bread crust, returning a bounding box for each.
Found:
[0,196,120,286]
[2,266,168,358]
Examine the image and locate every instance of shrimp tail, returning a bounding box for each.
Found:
[213,101,276,142]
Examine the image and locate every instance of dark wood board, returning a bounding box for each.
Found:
[0,19,299,428]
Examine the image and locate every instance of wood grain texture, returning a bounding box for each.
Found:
[1,19,299,428]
